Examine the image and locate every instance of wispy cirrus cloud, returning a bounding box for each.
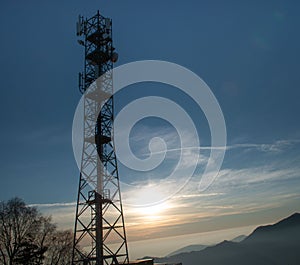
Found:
[32,159,300,241]
[29,201,76,208]
[32,136,300,241]
[143,138,300,154]
[226,139,300,153]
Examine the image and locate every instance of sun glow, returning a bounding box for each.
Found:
[136,202,170,217]
[127,185,173,220]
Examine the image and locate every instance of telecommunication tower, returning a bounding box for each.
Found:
[72,11,129,265]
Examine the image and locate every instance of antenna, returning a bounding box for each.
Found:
[76,15,84,36]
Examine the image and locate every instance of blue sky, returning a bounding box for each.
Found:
[1,0,300,258]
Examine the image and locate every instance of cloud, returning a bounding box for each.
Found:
[33,158,300,242]
[29,202,77,208]
[226,139,300,153]
[173,193,224,199]
[31,138,300,241]
[118,135,300,208]
[214,166,300,188]
[141,139,300,155]
[31,202,76,230]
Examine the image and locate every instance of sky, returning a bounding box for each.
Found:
[1,0,300,259]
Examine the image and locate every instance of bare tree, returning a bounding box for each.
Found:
[0,198,76,265]
[0,198,40,264]
[0,198,54,265]
[35,217,56,264]
[44,230,73,265]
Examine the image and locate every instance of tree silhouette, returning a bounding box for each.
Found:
[0,198,75,265]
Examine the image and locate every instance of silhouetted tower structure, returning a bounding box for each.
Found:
[72,11,129,265]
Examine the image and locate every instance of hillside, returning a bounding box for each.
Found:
[230,234,246,242]
[166,234,246,257]
[155,213,300,265]
[167,244,208,257]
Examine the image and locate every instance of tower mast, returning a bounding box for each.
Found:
[72,11,128,265]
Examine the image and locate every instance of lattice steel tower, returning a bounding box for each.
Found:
[72,11,129,265]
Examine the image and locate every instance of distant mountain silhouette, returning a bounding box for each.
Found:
[155,213,300,265]
[230,234,246,242]
[166,235,246,257]
[167,244,208,257]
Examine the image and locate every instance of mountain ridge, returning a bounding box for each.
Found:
[167,244,208,257]
[166,234,246,257]
[154,212,300,265]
